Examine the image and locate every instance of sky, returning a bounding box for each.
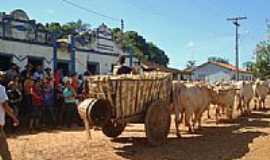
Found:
[2,0,270,69]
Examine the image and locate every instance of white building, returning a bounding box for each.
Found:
[191,61,253,83]
[0,9,131,75]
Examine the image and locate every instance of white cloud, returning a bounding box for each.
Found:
[46,9,55,15]
[187,41,195,48]
[240,30,249,35]
[244,30,249,34]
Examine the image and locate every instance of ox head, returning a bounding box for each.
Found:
[211,84,237,104]
[200,83,216,104]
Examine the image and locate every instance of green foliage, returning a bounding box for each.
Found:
[242,61,255,72]
[112,28,169,66]
[45,19,91,38]
[186,60,196,69]
[208,56,229,64]
[45,22,63,38]
[253,40,270,79]
[147,42,169,66]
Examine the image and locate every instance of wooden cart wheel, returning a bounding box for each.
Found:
[102,121,126,138]
[145,101,171,146]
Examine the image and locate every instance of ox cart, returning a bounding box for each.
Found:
[78,72,173,146]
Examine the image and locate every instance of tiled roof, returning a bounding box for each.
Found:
[197,61,252,74]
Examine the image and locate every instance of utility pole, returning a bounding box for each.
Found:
[121,19,124,32]
[227,16,247,81]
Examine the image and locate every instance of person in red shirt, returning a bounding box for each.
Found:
[54,69,62,87]
[71,73,79,93]
[29,80,44,131]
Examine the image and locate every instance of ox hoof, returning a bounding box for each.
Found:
[188,129,194,134]
[176,133,181,138]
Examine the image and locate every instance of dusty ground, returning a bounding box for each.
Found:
[6,99,270,160]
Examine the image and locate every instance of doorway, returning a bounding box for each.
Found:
[87,62,100,75]
[57,61,70,76]
[0,54,12,71]
[28,57,44,73]
[28,57,44,67]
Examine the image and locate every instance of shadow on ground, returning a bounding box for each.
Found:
[6,126,85,138]
[112,111,270,160]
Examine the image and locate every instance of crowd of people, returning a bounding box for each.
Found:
[1,62,87,133]
[0,55,141,160]
[1,55,141,132]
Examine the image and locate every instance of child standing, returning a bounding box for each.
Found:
[63,79,78,128]
[29,80,44,131]
[55,83,64,126]
[43,78,55,128]
[23,73,34,129]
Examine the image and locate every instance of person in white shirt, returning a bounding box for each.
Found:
[33,64,44,81]
[0,72,19,160]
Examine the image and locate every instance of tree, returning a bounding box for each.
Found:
[111,28,123,45]
[186,60,196,69]
[111,28,169,66]
[208,56,229,64]
[45,19,91,38]
[62,19,91,37]
[147,42,169,66]
[45,22,63,38]
[253,40,270,79]
[242,61,255,72]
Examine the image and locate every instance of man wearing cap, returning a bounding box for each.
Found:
[0,72,19,160]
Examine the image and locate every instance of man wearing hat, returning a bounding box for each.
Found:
[0,72,19,160]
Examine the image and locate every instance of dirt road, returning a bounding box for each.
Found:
[7,109,270,160]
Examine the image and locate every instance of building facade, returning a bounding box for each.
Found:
[191,61,253,83]
[0,9,129,75]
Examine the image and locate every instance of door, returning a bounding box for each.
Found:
[28,57,44,68]
[57,61,69,76]
[28,57,44,73]
[0,54,12,71]
[87,62,100,75]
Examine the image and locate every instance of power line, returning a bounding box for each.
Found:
[62,0,120,21]
[227,16,247,81]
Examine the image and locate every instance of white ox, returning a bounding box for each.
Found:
[253,79,270,110]
[172,81,214,137]
[234,81,254,115]
[212,85,238,122]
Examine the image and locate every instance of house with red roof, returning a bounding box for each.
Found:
[191,61,253,82]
